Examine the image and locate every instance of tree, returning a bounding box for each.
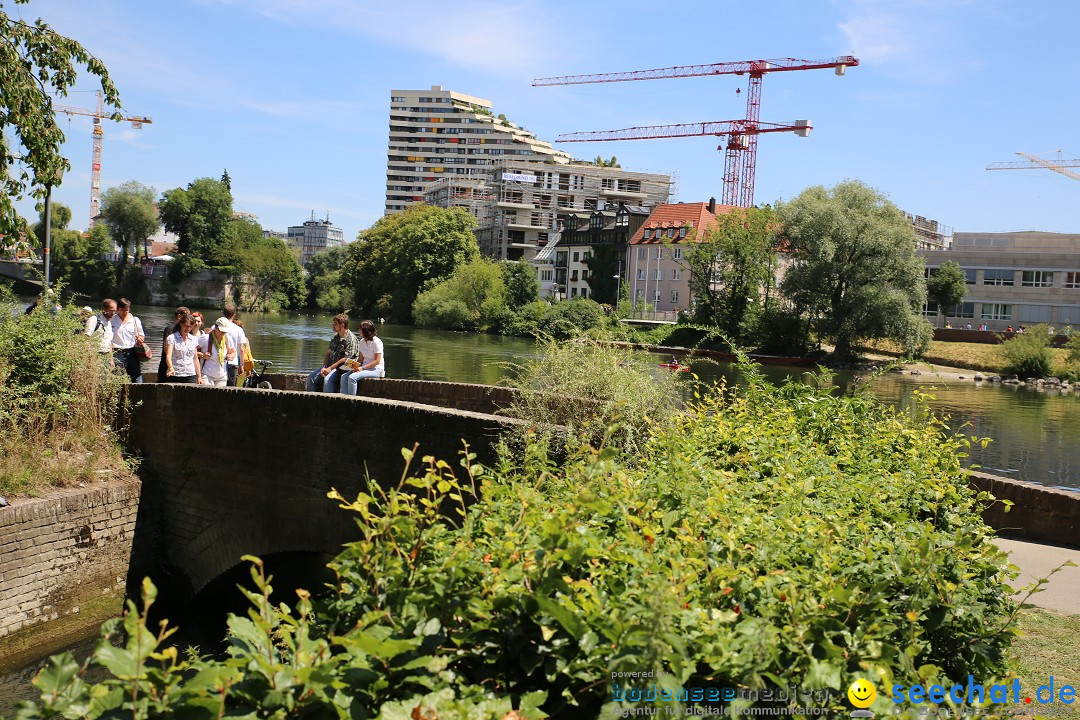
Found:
[0,1,120,237]
[777,180,930,359]
[305,245,350,311]
[216,218,304,311]
[503,260,539,309]
[159,177,233,262]
[99,180,158,284]
[684,207,778,340]
[221,168,232,191]
[926,259,967,328]
[412,258,506,331]
[341,205,479,323]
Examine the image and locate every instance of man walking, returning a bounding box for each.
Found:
[222,304,249,386]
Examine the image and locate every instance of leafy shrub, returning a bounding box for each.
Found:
[536,298,604,339]
[166,254,208,285]
[16,360,1018,718]
[0,288,131,496]
[997,325,1054,378]
[500,337,681,457]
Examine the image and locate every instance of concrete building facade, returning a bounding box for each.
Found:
[287,215,344,267]
[387,87,571,217]
[920,231,1080,330]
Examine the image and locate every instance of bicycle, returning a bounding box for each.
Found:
[243,359,274,389]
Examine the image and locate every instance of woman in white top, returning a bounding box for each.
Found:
[163,311,202,384]
[198,317,236,387]
[109,298,146,383]
[343,320,385,395]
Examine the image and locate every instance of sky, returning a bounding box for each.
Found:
[8,0,1080,241]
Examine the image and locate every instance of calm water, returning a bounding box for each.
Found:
[127,305,1080,492]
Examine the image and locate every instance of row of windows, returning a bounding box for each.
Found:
[938,267,1080,289]
[636,269,683,281]
[636,247,683,260]
[643,227,687,240]
[634,290,680,303]
[923,302,1080,323]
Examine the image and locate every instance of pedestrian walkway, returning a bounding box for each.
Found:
[995,538,1080,615]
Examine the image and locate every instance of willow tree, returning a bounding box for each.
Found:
[778,180,930,359]
[0,1,120,236]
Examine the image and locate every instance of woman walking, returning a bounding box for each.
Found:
[344,320,385,395]
[163,311,203,384]
[199,317,235,387]
[110,298,147,383]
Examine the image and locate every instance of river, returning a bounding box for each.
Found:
[125,305,1080,492]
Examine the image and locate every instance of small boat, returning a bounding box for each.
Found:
[658,363,691,372]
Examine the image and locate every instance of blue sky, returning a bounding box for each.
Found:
[10,0,1080,240]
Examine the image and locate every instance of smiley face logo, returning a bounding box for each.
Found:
[848,678,876,709]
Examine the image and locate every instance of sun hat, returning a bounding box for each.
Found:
[212,317,233,332]
[80,306,94,316]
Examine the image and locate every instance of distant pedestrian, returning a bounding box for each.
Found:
[979,323,987,331]
[163,311,202,384]
[158,306,190,382]
[110,298,146,383]
[198,317,236,387]
[85,299,116,362]
[1006,325,1014,333]
[965,323,972,330]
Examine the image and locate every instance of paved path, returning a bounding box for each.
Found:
[996,538,1080,615]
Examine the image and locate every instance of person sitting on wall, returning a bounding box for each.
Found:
[944,321,952,329]
[1006,325,1014,333]
[979,323,987,331]
[343,320,385,395]
[306,313,359,393]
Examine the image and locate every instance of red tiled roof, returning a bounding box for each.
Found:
[629,201,736,245]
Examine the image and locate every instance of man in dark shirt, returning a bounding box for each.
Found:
[305,313,360,393]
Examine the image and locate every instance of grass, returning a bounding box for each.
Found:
[1013,609,1080,718]
[861,338,1074,376]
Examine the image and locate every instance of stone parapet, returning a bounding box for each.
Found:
[969,471,1080,548]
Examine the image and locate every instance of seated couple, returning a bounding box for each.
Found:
[305,315,385,394]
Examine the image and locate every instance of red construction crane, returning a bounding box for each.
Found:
[534,56,857,207]
[52,90,152,222]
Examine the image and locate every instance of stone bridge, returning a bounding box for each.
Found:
[0,260,44,293]
[121,379,531,599]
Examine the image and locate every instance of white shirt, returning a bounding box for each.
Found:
[110,313,144,349]
[166,331,200,377]
[226,325,247,367]
[198,332,235,380]
[358,336,384,370]
[85,314,114,353]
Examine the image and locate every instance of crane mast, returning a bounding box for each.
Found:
[986,151,1080,182]
[534,56,856,206]
[52,90,152,222]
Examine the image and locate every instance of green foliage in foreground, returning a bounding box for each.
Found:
[12,362,1018,719]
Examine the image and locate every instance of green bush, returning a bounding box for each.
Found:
[15,359,1017,720]
[166,254,208,285]
[997,325,1054,378]
[537,298,604,339]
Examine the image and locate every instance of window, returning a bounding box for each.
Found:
[673,247,683,260]
[643,229,652,239]
[921,303,938,318]
[964,268,977,285]
[541,270,552,282]
[983,269,1014,286]
[666,228,675,238]
[638,248,647,260]
[654,290,661,302]
[1022,271,1054,287]
[672,269,682,281]
[572,252,579,262]
[636,269,646,280]
[571,287,578,298]
[1064,272,1080,289]
[656,248,663,259]
[947,302,975,318]
[679,227,687,238]
[671,290,679,303]
[655,269,663,281]
[981,304,1012,321]
[1018,305,1051,323]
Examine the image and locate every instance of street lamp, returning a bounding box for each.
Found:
[613,273,621,311]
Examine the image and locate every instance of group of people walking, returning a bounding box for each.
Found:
[84,300,251,386]
[305,314,385,394]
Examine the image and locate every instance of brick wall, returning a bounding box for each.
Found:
[121,384,529,597]
[969,471,1080,548]
[0,482,140,667]
[267,375,522,415]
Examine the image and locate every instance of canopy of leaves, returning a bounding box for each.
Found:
[413,257,506,331]
[0,1,120,236]
[686,207,778,341]
[503,260,539,309]
[99,180,157,281]
[304,245,350,311]
[926,259,967,327]
[158,177,232,261]
[342,205,479,323]
[777,180,931,358]
[216,218,304,311]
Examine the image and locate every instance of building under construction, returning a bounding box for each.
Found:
[423,158,671,262]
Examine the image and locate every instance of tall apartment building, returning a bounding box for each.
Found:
[386,86,571,216]
[287,214,345,267]
[424,160,671,263]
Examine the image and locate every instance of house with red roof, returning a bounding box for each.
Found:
[628,198,736,314]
